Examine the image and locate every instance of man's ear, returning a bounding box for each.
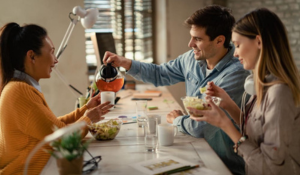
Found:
[216,35,225,46]
[256,35,262,49]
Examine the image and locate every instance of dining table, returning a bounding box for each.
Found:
[41,84,231,175]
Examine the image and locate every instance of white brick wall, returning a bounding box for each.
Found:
[227,0,300,69]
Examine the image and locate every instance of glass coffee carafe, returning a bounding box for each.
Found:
[95,63,124,92]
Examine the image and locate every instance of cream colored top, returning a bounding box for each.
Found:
[239,80,300,175]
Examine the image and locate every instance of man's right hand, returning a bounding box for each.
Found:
[103,51,132,70]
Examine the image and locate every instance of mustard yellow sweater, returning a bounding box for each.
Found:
[0,81,91,175]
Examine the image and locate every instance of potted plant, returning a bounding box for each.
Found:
[46,129,90,175]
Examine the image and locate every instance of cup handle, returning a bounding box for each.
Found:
[173,126,178,137]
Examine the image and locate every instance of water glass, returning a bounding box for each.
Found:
[146,115,161,134]
[78,96,86,108]
[136,101,148,127]
[144,117,159,152]
[145,133,157,152]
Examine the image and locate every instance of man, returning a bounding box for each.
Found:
[103,5,249,175]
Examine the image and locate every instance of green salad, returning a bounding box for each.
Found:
[88,119,121,140]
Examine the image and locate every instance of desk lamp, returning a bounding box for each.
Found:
[54,6,98,97]
[23,121,86,175]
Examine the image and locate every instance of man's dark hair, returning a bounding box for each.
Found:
[185,5,235,48]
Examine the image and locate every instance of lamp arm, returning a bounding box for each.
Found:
[53,14,84,98]
[53,67,83,98]
[53,6,99,98]
[56,14,80,60]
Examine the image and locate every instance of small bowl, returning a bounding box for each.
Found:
[181,96,222,117]
[88,119,122,141]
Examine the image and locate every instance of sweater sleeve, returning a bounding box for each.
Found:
[58,105,90,124]
[57,105,91,137]
[12,83,91,140]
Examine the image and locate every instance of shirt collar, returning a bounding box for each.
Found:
[214,44,236,72]
[198,44,236,71]
[13,70,42,92]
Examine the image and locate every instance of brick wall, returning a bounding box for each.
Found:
[226,0,300,69]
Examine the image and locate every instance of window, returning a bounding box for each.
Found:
[84,0,155,81]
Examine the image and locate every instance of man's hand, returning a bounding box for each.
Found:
[166,110,184,123]
[102,51,132,70]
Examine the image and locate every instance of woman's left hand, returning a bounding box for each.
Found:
[187,98,231,129]
[86,93,101,109]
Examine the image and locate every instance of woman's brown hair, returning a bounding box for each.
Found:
[233,8,300,106]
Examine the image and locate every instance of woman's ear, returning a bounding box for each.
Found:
[256,35,262,49]
[26,50,35,63]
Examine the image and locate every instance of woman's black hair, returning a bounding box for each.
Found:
[0,22,47,91]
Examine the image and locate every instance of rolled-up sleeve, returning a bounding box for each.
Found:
[127,56,186,87]
[173,115,207,138]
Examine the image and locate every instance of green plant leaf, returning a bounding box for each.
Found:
[46,129,90,161]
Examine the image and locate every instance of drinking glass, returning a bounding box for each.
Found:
[146,115,161,134]
[144,117,158,152]
[136,101,148,127]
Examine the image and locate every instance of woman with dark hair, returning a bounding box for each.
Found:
[188,8,300,175]
[0,23,113,174]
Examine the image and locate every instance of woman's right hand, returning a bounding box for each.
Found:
[188,99,241,143]
[187,98,231,129]
[84,101,114,123]
[205,81,231,109]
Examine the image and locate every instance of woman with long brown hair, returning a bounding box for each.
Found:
[188,8,300,175]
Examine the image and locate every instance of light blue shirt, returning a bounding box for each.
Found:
[13,70,42,92]
[127,45,249,175]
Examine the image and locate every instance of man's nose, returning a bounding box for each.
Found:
[188,38,194,48]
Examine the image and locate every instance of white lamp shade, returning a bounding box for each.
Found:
[72,6,87,18]
[81,8,98,29]
[72,6,98,29]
